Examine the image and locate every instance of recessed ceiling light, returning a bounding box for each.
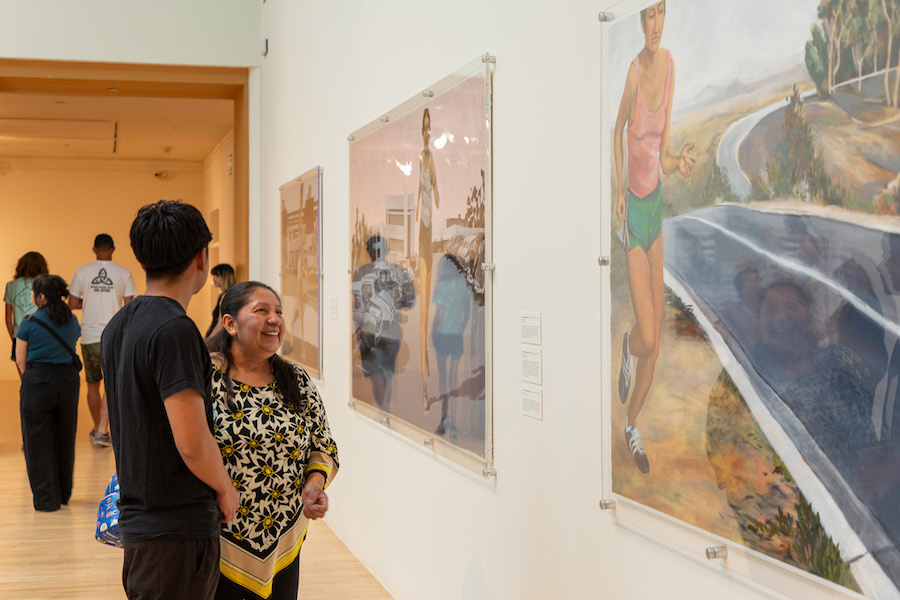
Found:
[54,100,65,104]
[108,87,120,92]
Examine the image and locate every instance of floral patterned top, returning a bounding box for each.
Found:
[212,362,338,599]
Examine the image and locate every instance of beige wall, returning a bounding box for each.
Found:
[203,128,236,296]
[0,157,213,381]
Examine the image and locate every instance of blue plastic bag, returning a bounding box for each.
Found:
[95,473,122,548]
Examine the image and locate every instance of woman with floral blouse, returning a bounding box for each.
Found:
[207,281,339,600]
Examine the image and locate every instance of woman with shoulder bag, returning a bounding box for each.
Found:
[15,274,81,512]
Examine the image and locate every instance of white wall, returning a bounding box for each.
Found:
[0,0,260,67]
[255,2,860,600]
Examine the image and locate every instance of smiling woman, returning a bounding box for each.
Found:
[206,281,339,600]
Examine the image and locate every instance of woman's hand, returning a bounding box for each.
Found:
[615,190,626,223]
[302,473,329,519]
[677,143,695,178]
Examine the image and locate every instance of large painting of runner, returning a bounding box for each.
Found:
[280,167,322,378]
[349,57,491,461]
[607,0,900,595]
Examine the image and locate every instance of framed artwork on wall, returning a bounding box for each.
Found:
[280,166,323,379]
[348,55,494,473]
[602,0,900,598]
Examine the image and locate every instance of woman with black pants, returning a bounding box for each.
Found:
[15,274,81,512]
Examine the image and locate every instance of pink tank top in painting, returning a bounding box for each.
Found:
[627,51,672,198]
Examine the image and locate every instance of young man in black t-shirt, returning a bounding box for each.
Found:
[101,200,239,600]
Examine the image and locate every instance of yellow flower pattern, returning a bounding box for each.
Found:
[212,363,339,557]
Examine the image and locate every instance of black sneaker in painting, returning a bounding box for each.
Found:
[618,330,633,405]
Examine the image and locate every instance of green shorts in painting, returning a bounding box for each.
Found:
[625,182,663,252]
[81,342,103,384]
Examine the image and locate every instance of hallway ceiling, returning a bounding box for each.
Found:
[0,92,233,162]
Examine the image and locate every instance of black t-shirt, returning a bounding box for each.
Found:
[101,295,218,541]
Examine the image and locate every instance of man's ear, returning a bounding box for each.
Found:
[194,247,208,271]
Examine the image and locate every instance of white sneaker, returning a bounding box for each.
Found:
[625,425,650,474]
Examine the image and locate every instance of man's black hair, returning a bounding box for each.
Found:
[366,235,385,261]
[94,233,115,249]
[130,200,212,280]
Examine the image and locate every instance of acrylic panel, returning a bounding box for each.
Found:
[606,0,900,596]
[280,167,322,378]
[349,58,491,463]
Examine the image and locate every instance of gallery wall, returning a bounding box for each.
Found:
[0,0,260,67]
[203,129,238,296]
[0,159,215,381]
[255,1,866,599]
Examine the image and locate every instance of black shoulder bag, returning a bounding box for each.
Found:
[25,315,83,372]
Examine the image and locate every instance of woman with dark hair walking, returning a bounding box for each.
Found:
[207,281,338,600]
[206,263,236,338]
[15,274,81,512]
[5,251,49,377]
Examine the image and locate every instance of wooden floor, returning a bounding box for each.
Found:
[0,381,391,600]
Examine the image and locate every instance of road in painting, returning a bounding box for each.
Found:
[349,71,487,457]
[609,0,900,595]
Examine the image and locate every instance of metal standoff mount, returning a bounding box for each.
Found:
[706,546,727,560]
[347,134,355,142]
[423,438,434,446]
[597,12,616,22]
[481,53,496,64]
[482,262,496,271]
[598,256,610,266]
[599,499,616,510]
[347,400,355,408]
[379,417,389,426]
[482,466,498,478]
[379,115,390,123]
[422,90,434,98]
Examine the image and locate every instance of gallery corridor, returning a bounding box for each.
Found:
[0,381,391,599]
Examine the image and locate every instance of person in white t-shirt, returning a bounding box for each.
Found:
[68,234,137,447]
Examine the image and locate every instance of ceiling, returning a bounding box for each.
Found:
[0,91,233,162]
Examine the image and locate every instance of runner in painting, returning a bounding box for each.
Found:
[417,108,440,405]
[613,0,694,474]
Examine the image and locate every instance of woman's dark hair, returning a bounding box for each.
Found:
[758,279,810,314]
[206,281,301,412]
[211,263,236,291]
[14,252,49,279]
[32,274,73,325]
[130,200,212,280]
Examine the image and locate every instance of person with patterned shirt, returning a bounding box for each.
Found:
[206,281,339,600]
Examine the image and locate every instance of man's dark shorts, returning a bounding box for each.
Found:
[123,537,219,600]
[81,342,103,383]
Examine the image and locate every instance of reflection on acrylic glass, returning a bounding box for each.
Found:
[426,254,471,439]
[608,0,900,593]
[349,70,487,457]
[352,235,415,411]
[754,280,876,468]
